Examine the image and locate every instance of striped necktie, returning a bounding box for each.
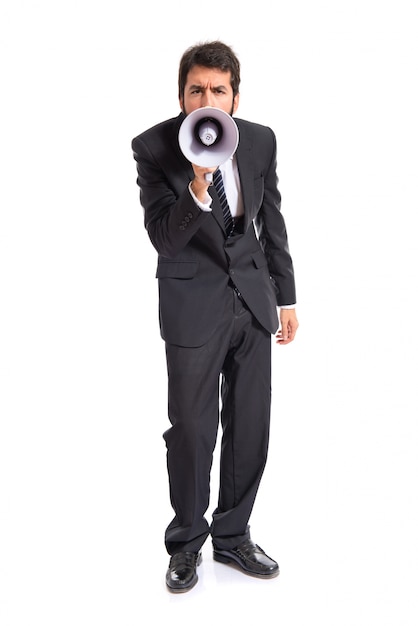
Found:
[213,168,234,236]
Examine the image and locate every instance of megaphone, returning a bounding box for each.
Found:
[178,106,239,183]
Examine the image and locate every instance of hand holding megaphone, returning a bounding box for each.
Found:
[178,107,239,183]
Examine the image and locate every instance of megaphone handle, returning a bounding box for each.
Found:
[204,172,213,184]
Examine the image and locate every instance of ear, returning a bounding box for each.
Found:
[179,97,184,112]
[232,93,240,114]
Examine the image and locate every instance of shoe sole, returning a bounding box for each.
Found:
[213,551,280,579]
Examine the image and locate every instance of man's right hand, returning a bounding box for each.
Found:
[190,164,217,201]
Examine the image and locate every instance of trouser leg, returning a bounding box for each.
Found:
[211,294,272,549]
[164,329,229,555]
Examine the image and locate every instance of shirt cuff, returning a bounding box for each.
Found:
[280,304,296,309]
[188,182,212,212]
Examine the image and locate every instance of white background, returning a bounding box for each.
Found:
[1,1,417,624]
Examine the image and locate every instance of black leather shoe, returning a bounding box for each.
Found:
[166,551,202,593]
[213,539,279,578]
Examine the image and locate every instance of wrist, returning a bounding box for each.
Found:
[190,178,209,200]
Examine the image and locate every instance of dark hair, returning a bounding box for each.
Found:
[178,41,241,100]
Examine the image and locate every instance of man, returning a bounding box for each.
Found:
[131,41,298,593]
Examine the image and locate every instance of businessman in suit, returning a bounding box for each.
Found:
[132,41,298,593]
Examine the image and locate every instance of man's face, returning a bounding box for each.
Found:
[180,65,239,116]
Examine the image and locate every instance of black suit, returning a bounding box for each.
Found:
[132,113,296,554]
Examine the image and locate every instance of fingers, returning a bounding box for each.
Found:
[275,314,299,345]
[275,328,294,345]
[192,164,217,185]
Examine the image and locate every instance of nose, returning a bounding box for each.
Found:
[201,90,215,108]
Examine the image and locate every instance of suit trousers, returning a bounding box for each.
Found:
[163,285,272,555]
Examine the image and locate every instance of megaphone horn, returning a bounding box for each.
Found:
[179,107,239,183]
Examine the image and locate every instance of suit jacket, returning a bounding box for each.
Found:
[132,113,296,347]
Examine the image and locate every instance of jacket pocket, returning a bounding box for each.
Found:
[156,261,198,279]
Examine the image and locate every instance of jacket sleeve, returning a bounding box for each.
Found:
[132,132,209,259]
[254,128,297,306]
